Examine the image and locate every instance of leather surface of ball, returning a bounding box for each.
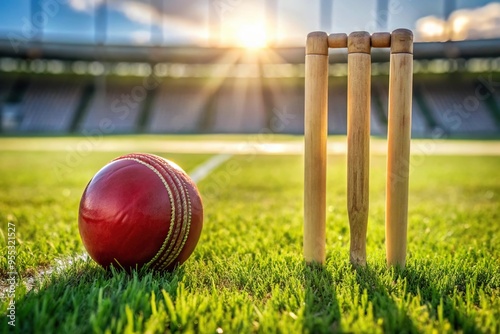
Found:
[78,153,203,271]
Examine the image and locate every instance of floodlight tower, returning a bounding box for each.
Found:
[95,0,107,45]
[320,0,332,33]
[266,0,278,46]
[30,0,43,42]
[443,0,456,40]
[376,0,388,31]
[208,0,221,46]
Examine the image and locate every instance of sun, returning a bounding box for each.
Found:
[235,24,268,49]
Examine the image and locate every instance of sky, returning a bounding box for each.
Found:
[0,0,498,47]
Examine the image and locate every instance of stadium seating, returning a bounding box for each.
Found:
[148,80,206,133]
[0,74,499,137]
[264,78,304,134]
[328,81,348,135]
[0,76,13,102]
[211,78,267,133]
[18,77,82,133]
[78,81,143,133]
[420,80,498,136]
[373,82,430,137]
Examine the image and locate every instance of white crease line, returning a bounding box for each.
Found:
[23,154,231,290]
[24,253,90,292]
[2,140,499,156]
[189,154,232,183]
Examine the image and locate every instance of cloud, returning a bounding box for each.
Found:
[67,0,205,23]
[68,0,103,12]
[118,1,161,26]
[416,2,500,42]
[131,30,151,44]
[66,0,207,44]
[416,16,447,42]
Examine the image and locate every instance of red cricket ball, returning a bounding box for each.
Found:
[78,153,203,271]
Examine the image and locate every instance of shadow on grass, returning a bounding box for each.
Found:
[403,266,481,333]
[9,259,184,333]
[303,263,341,333]
[357,264,482,333]
[355,265,418,332]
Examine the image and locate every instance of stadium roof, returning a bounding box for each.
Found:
[0,38,499,64]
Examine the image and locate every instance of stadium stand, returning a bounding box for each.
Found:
[148,80,206,133]
[373,82,430,137]
[0,76,26,132]
[77,80,143,133]
[370,90,386,136]
[328,80,348,135]
[266,78,304,134]
[18,77,83,133]
[0,75,13,102]
[0,71,499,138]
[492,99,500,127]
[420,78,498,136]
[210,78,267,133]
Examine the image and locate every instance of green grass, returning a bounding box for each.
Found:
[0,137,499,333]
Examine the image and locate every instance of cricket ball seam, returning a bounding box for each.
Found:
[159,176,192,270]
[157,156,192,270]
[142,154,189,269]
[174,178,193,263]
[141,155,186,269]
[147,155,192,270]
[119,157,178,268]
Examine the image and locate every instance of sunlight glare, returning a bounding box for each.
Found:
[235,24,268,49]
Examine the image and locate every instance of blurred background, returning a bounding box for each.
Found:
[0,0,499,137]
